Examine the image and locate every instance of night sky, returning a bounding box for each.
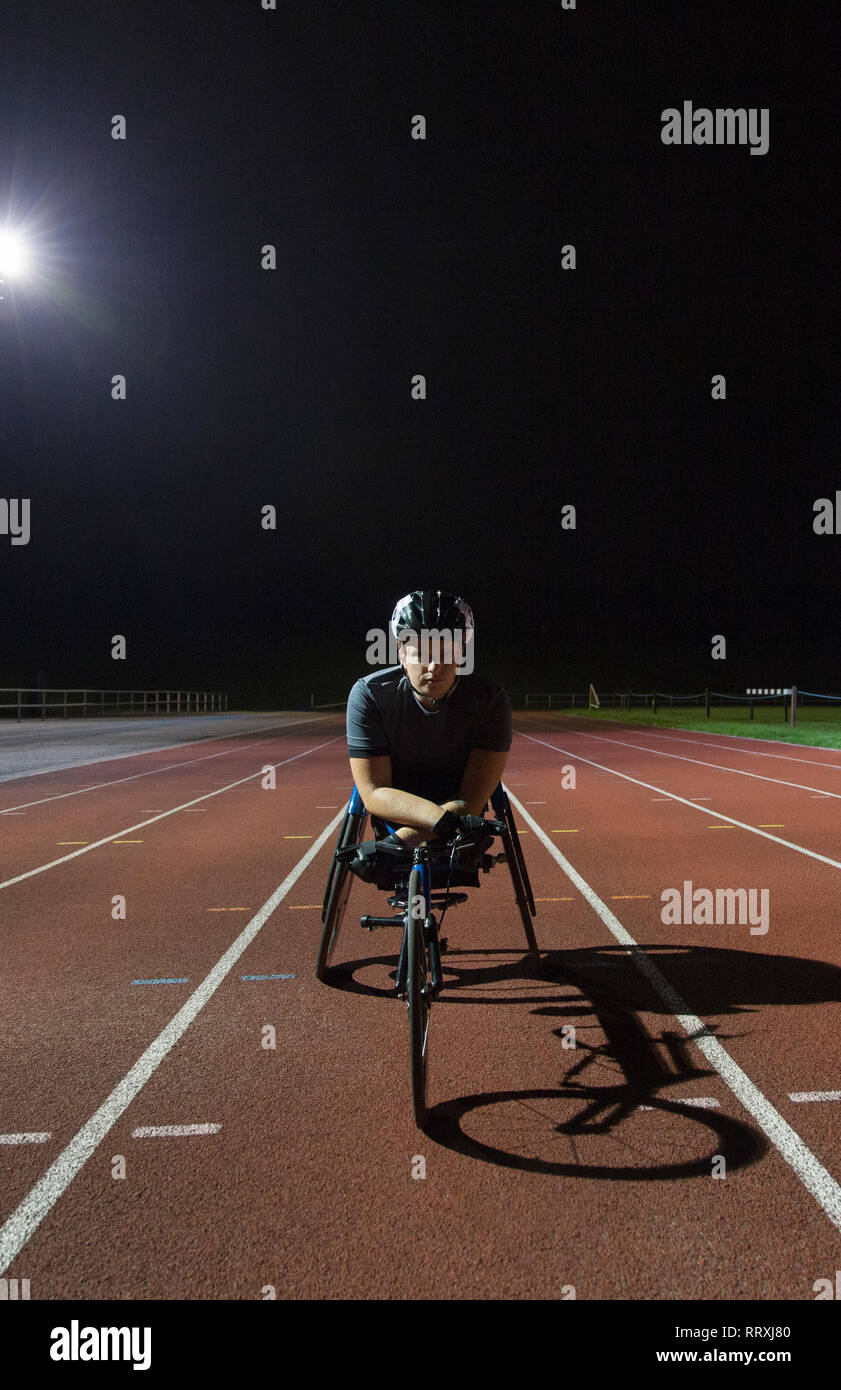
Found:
[1,1,839,708]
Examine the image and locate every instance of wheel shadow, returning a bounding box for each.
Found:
[328,941,841,1178]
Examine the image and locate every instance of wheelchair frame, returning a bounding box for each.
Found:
[315,783,539,1128]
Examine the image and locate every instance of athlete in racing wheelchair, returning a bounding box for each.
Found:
[316,589,538,982]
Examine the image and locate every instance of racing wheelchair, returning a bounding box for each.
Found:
[316,783,538,1129]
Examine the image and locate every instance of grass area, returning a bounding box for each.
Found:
[525,705,841,750]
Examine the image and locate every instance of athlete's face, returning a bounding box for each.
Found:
[399,634,460,700]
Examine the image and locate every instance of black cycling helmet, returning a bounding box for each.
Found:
[389,589,474,643]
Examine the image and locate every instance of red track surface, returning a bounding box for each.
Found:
[2,710,841,1300]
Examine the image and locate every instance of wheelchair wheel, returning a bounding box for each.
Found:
[501,825,540,966]
[316,806,367,979]
[406,865,431,1130]
[504,799,536,915]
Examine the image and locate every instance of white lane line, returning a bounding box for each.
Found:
[623,727,841,769]
[790,1091,841,1103]
[131,1124,221,1138]
[0,737,343,895]
[0,1133,51,1146]
[504,788,841,1234]
[639,1098,720,1111]
[0,809,343,1274]
[556,728,841,800]
[516,732,841,873]
[532,712,841,765]
[0,715,337,811]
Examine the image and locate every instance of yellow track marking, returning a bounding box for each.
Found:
[610,894,652,900]
[207,907,249,912]
[113,840,143,844]
[552,829,579,834]
[283,835,313,839]
[708,825,734,829]
[57,841,89,845]
[758,824,784,827]
[288,904,320,909]
[534,897,574,902]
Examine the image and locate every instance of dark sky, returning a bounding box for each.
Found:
[1,1,839,707]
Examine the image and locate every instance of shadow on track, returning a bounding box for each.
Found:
[324,941,841,1177]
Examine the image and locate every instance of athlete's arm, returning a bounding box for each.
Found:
[456,748,509,815]
[349,755,446,836]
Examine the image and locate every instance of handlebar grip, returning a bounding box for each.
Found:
[375,837,412,856]
[458,815,504,837]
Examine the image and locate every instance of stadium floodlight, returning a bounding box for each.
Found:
[0,227,30,278]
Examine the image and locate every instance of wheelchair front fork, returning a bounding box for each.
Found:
[395,916,443,998]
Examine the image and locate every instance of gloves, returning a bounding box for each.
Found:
[458,815,491,835]
[432,809,461,841]
[432,811,491,843]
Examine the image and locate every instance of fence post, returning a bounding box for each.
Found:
[652,690,657,715]
[749,694,754,721]
[705,687,710,719]
[17,689,21,723]
[790,685,797,727]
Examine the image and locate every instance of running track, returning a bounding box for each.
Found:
[1,709,840,1300]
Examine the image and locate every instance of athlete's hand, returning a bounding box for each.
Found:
[455,814,490,836]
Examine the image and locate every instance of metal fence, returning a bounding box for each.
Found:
[524,692,614,710]
[0,689,228,721]
[523,687,840,727]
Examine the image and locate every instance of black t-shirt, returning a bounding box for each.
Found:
[346,666,512,804]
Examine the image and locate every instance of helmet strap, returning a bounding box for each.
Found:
[407,674,458,709]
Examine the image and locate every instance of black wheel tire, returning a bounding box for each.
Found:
[316,810,367,979]
[502,827,540,965]
[321,807,352,921]
[406,866,431,1130]
[506,806,536,915]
